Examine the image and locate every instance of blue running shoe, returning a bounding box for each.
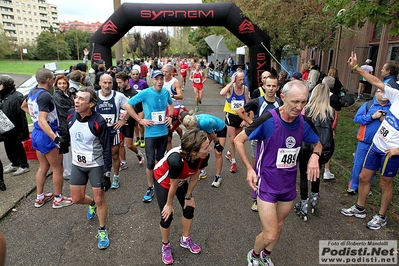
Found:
[143,186,155,202]
[111,176,119,189]
[97,229,109,249]
[87,205,97,220]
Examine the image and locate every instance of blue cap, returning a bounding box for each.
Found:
[291,72,302,80]
[151,70,164,78]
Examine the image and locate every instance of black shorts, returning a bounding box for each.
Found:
[359,80,370,85]
[216,125,227,138]
[70,165,103,188]
[121,122,135,139]
[225,113,243,128]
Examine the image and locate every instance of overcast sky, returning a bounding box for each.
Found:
[49,0,202,34]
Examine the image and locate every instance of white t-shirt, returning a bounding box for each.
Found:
[133,64,141,74]
[372,85,399,150]
[360,65,373,82]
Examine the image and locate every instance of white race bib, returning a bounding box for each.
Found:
[100,114,115,127]
[377,120,395,143]
[72,149,93,166]
[231,100,244,110]
[193,78,201,83]
[180,69,186,73]
[151,111,166,124]
[178,177,190,187]
[276,147,300,169]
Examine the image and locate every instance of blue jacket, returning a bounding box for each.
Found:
[383,74,399,89]
[354,98,391,144]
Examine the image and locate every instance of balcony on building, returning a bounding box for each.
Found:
[0,6,13,14]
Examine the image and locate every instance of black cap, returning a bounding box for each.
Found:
[76,63,87,72]
[0,75,15,88]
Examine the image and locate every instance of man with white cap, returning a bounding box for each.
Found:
[357,59,373,101]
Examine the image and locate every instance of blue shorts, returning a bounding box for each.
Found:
[363,144,399,177]
[32,129,57,155]
[258,187,296,203]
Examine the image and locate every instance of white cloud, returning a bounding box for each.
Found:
[48,0,202,35]
[49,0,202,23]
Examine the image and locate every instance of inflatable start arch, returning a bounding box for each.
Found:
[90,2,270,93]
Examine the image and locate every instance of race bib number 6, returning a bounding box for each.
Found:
[276,147,300,169]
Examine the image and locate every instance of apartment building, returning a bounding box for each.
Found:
[0,0,59,44]
[59,20,102,33]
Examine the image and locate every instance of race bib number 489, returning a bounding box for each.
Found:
[276,147,300,169]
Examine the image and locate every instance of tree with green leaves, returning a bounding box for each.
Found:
[234,0,336,67]
[188,27,214,57]
[35,31,70,60]
[323,0,399,36]
[0,25,13,59]
[64,29,91,60]
[168,27,196,57]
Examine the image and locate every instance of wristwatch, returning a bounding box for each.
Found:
[313,152,321,157]
[169,115,173,118]
[185,194,193,200]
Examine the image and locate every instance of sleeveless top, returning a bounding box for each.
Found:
[27,88,59,132]
[192,71,203,90]
[223,84,247,115]
[255,109,304,193]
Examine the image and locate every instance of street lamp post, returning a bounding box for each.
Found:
[158,41,162,61]
[15,24,23,62]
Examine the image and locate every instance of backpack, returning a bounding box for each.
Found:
[365,99,373,113]
[302,113,335,165]
[316,71,326,85]
[339,88,355,107]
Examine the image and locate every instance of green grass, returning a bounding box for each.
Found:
[0,60,81,75]
[331,104,399,227]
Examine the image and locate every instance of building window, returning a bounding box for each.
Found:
[372,23,383,40]
[21,38,24,42]
[17,9,20,13]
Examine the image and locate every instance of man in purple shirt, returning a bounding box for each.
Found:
[235,80,322,266]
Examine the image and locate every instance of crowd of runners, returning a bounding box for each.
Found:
[1,51,399,266]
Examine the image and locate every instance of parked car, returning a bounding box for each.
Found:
[17,69,69,97]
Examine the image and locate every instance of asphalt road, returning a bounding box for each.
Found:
[0,73,397,266]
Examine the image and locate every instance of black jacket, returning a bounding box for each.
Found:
[0,88,29,141]
[53,88,74,142]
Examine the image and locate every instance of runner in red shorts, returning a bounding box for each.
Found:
[189,63,206,112]
[179,58,190,90]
